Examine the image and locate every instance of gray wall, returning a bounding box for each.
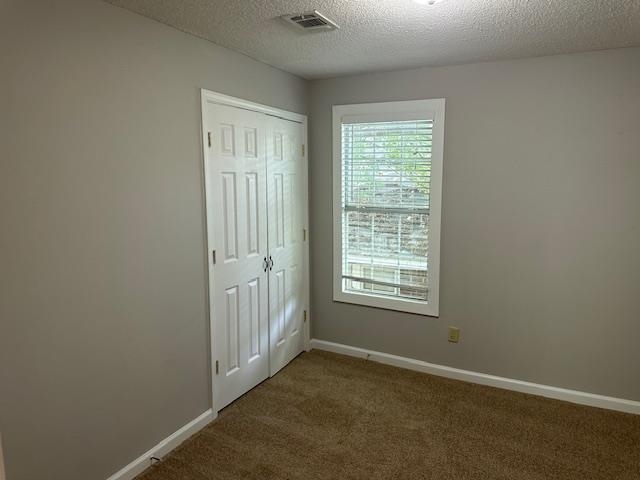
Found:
[0,1,306,479]
[309,47,640,401]
[1,0,638,478]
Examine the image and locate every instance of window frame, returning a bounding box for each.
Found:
[332,99,445,316]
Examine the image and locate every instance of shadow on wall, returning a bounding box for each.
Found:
[0,433,5,480]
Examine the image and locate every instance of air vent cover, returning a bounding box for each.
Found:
[282,11,339,31]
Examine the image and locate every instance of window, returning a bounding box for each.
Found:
[332,99,445,316]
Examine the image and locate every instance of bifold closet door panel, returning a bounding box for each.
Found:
[205,103,270,411]
[266,116,305,376]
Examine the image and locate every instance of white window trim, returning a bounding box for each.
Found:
[332,98,445,316]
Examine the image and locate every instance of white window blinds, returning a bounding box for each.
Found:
[341,119,433,302]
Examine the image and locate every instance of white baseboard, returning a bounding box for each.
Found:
[106,409,216,480]
[310,339,640,415]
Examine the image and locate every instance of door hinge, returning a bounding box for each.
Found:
[215,360,219,375]
[303,310,307,323]
[212,250,216,264]
[303,228,307,242]
[301,144,305,157]
[208,132,212,148]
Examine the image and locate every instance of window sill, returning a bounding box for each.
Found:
[333,289,439,317]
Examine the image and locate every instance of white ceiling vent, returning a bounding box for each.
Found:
[281,11,339,31]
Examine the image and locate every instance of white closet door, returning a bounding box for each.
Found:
[205,103,269,411]
[266,116,305,375]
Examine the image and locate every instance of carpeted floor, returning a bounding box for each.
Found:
[136,350,640,480]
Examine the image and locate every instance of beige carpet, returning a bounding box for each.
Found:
[136,350,640,480]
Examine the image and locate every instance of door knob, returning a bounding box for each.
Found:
[269,255,274,271]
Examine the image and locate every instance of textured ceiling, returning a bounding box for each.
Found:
[105,0,640,79]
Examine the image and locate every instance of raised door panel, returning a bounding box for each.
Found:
[245,173,260,256]
[221,173,238,261]
[247,277,261,361]
[225,286,240,374]
[274,173,285,249]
